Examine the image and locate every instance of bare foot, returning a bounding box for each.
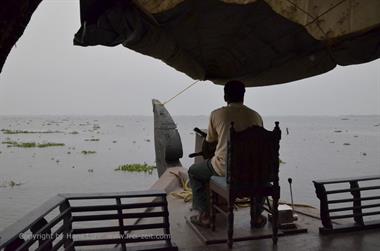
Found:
[190,212,210,227]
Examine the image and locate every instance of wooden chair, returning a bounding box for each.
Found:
[209,121,281,248]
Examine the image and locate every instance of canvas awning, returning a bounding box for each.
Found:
[74,0,380,87]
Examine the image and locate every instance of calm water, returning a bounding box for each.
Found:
[0,115,379,230]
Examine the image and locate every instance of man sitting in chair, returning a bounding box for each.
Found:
[188,80,266,227]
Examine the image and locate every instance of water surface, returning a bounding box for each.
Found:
[0,115,379,230]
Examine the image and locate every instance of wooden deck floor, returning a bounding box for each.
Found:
[74,167,380,251]
[166,194,380,251]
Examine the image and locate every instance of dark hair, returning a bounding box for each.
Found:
[224,80,245,103]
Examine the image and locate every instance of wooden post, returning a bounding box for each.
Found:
[59,200,73,251]
[250,197,257,228]
[227,200,234,248]
[313,182,333,229]
[272,193,279,245]
[161,195,172,246]
[116,198,126,251]
[350,181,364,225]
[30,218,52,251]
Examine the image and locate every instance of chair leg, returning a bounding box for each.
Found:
[227,201,234,248]
[210,191,216,231]
[272,195,279,245]
[250,196,256,228]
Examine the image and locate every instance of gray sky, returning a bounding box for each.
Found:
[0,1,379,116]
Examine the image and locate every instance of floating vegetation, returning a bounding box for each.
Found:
[114,163,155,174]
[84,138,100,141]
[81,150,96,155]
[2,141,65,148]
[279,159,286,164]
[0,180,23,188]
[1,129,62,134]
[38,143,65,148]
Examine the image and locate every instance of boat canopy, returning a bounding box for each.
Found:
[74,0,380,87]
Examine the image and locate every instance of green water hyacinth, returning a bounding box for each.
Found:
[1,129,62,134]
[115,163,155,174]
[2,141,65,148]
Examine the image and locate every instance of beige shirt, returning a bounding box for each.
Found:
[206,102,263,176]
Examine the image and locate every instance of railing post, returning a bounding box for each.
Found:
[59,200,74,251]
[161,195,172,246]
[350,181,364,225]
[116,198,127,251]
[30,218,52,251]
[313,182,332,229]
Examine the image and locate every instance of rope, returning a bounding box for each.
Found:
[162,80,200,105]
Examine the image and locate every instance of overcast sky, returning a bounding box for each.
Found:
[0,1,379,116]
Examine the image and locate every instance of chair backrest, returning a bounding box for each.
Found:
[226,121,281,187]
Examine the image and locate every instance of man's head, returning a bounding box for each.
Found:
[224,80,245,103]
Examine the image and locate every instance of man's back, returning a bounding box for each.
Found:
[206,102,263,176]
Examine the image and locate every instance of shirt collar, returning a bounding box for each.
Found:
[227,102,244,107]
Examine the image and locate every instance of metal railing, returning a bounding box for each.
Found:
[313,175,380,234]
[0,190,177,251]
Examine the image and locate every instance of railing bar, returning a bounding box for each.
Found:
[326,186,380,194]
[71,201,165,212]
[329,203,380,212]
[0,195,66,249]
[51,238,65,251]
[328,196,380,204]
[42,225,65,251]
[15,208,71,250]
[52,224,65,236]
[35,236,55,251]
[62,190,166,199]
[73,236,169,246]
[72,211,168,222]
[34,208,71,236]
[72,223,168,234]
[314,175,380,184]
[330,211,380,219]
